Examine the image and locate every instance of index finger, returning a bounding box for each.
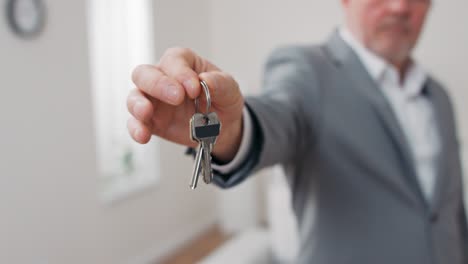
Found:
[158,47,203,99]
[131,64,185,106]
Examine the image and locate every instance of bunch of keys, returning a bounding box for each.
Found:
[189,80,221,189]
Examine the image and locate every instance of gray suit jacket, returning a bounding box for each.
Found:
[212,32,468,264]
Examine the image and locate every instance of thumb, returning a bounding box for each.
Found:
[198,71,243,111]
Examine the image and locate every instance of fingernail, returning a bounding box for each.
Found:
[133,101,145,119]
[165,85,180,104]
[135,128,143,140]
[183,79,197,91]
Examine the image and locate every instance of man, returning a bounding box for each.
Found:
[127,0,468,263]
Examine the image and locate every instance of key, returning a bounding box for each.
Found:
[189,144,203,189]
[188,80,221,189]
[199,112,221,184]
[191,113,221,184]
[189,113,205,189]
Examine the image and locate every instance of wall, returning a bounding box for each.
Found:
[0,0,216,263]
[210,0,342,94]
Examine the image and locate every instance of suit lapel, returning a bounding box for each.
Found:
[425,80,451,213]
[323,31,428,209]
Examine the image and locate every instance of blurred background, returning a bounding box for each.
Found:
[0,0,467,263]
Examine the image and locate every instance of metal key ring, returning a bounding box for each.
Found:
[195,80,211,114]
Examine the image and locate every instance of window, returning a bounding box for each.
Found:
[87,0,159,203]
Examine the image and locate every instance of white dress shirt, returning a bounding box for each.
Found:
[213,28,441,202]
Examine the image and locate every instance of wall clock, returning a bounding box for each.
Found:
[6,0,46,39]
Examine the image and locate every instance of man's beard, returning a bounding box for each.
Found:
[372,16,414,64]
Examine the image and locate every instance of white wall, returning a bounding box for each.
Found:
[210,0,342,94]
[0,1,217,263]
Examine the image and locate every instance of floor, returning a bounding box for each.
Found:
[157,225,232,264]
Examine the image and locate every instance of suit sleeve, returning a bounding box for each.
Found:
[461,193,468,263]
[213,46,323,188]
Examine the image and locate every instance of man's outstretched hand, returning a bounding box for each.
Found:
[127,47,244,162]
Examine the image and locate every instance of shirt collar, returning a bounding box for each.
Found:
[339,27,427,98]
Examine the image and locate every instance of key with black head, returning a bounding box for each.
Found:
[188,80,221,189]
[195,112,221,184]
[189,112,205,189]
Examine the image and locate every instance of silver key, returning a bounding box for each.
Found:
[191,112,220,184]
[189,113,205,189]
[199,112,221,184]
[188,80,221,189]
[189,144,203,189]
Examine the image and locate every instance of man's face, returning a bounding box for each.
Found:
[342,0,431,65]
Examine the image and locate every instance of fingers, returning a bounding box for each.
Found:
[127,117,151,144]
[198,71,242,108]
[127,88,154,124]
[132,47,226,107]
[158,47,202,99]
[132,64,185,106]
